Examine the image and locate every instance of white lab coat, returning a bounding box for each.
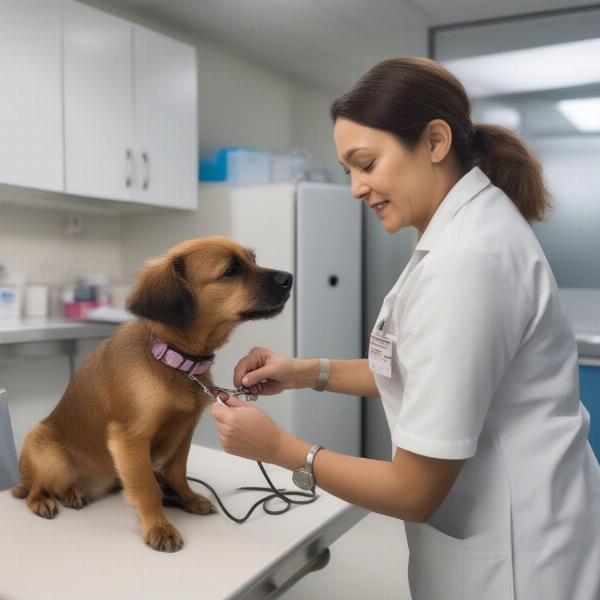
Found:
[371,167,600,600]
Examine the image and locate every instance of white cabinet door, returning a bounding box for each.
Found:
[63,0,133,201]
[133,26,197,210]
[0,0,63,192]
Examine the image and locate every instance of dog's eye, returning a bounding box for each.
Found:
[222,257,243,278]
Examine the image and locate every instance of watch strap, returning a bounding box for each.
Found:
[306,444,323,471]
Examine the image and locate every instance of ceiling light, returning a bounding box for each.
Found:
[557,98,600,132]
[443,38,600,98]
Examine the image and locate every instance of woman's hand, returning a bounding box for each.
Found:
[210,395,286,463]
[233,347,311,396]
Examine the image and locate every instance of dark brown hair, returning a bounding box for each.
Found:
[330,57,551,223]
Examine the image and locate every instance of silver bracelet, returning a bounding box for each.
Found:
[313,358,330,392]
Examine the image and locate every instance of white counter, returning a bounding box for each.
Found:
[0,444,367,599]
[0,316,117,345]
[559,288,600,359]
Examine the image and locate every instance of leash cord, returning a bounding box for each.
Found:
[161,461,317,524]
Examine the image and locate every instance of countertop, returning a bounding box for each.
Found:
[559,288,600,359]
[0,316,118,345]
[0,444,367,600]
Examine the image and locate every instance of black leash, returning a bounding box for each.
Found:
[158,462,318,524]
[186,461,317,523]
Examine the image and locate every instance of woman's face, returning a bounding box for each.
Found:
[334,117,451,234]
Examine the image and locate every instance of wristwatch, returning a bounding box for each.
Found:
[292,444,324,491]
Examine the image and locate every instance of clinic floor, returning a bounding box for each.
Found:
[282,512,412,599]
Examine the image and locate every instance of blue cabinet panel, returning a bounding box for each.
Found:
[579,365,600,460]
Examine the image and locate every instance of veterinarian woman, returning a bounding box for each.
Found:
[210,57,600,600]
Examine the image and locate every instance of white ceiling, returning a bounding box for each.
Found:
[90,0,600,93]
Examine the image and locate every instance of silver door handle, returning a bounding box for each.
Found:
[125,148,133,188]
[142,151,150,190]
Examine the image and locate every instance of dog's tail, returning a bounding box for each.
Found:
[11,484,28,499]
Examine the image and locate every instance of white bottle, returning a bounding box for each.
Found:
[0,265,25,319]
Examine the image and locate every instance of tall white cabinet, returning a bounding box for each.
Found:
[192,183,363,457]
[0,0,63,192]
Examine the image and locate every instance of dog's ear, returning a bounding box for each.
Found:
[127,255,196,329]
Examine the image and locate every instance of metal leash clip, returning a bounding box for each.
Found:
[188,374,258,405]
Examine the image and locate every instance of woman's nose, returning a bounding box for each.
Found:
[351,177,369,201]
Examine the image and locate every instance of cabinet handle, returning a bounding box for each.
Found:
[142,151,150,190]
[125,148,133,188]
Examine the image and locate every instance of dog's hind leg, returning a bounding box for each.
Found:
[11,484,28,499]
[18,423,85,518]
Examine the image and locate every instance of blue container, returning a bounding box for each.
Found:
[580,364,600,461]
[199,147,232,182]
[199,147,271,185]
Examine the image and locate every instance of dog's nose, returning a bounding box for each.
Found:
[273,270,293,289]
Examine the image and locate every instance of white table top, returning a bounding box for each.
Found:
[0,444,367,600]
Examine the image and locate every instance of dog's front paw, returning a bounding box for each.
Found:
[28,495,58,519]
[183,492,217,515]
[59,487,88,510]
[145,522,183,553]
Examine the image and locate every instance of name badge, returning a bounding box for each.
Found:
[368,330,393,378]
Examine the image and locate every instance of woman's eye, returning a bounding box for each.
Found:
[361,161,375,172]
[342,166,350,176]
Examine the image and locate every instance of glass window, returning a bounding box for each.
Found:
[432,7,600,288]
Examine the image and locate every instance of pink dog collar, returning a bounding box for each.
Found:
[151,336,214,376]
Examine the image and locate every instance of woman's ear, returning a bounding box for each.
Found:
[127,255,196,329]
[426,119,453,164]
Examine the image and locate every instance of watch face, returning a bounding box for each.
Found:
[292,468,314,490]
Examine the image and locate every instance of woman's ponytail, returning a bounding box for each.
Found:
[331,57,552,224]
[471,124,551,223]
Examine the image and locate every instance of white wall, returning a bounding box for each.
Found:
[0,201,122,290]
[290,80,345,184]
[195,37,292,156]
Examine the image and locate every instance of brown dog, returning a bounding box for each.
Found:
[11,236,293,552]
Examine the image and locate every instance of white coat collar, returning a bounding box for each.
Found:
[415,167,491,253]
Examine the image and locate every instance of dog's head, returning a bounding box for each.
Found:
[126,237,293,346]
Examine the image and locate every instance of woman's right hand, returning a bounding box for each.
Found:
[233,347,310,396]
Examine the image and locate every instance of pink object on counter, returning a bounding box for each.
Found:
[63,300,108,320]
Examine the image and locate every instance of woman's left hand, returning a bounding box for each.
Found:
[210,395,286,463]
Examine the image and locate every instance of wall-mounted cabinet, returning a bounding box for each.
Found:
[132,26,197,209]
[0,0,198,211]
[63,1,134,202]
[0,0,64,192]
